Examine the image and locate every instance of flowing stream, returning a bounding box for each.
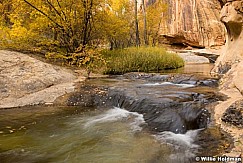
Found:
[0,64,230,163]
[0,105,201,163]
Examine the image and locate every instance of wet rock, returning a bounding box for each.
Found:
[196,79,219,87]
[122,73,219,87]
[221,100,243,128]
[66,85,109,107]
[109,91,210,134]
[195,127,234,156]
[111,74,223,134]
[122,73,170,82]
[66,73,222,134]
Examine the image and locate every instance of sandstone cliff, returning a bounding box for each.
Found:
[212,0,243,157]
[158,0,226,48]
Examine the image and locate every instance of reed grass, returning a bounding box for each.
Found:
[102,47,184,74]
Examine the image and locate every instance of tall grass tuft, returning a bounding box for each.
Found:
[102,47,184,74]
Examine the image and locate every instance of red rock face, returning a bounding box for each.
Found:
[212,0,243,73]
[158,0,226,47]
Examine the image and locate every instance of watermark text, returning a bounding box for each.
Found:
[195,156,242,162]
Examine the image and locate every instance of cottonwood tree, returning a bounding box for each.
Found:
[0,0,167,52]
[141,0,148,45]
[146,0,167,46]
[22,0,101,53]
[0,0,13,26]
[134,0,140,46]
[137,0,167,46]
[95,0,134,49]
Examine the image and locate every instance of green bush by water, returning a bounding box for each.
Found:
[102,47,184,74]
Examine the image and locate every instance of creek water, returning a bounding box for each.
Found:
[0,106,199,163]
[0,64,223,163]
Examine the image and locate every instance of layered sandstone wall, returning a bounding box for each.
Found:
[213,0,243,71]
[157,0,226,47]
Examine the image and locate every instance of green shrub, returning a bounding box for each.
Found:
[102,47,184,74]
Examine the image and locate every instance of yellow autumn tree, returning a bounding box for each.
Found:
[0,0,168,58]
[0,0,53,51]
[93,0,134,49]
[146,0,167,46]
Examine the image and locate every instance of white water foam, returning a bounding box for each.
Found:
[155,129,202,160]
[84,107,145,132]
[143,82,195,88]
[155,129,200,148]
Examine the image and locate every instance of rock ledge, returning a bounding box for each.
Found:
[0,50,79,108]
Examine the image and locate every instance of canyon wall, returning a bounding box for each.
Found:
[212,0,243,156]
[213,0,243,71]
[157,0,226,48]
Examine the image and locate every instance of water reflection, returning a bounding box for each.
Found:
[161,63,214,77]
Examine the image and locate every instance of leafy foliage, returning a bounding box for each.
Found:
[45,45,106,76]
[146,0,167,46]
[0,0,179,76]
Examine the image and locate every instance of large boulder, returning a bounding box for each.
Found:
[212,0,243,94]
[211,0,243,157]
[0,50,77,108]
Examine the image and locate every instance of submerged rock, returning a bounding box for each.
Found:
[195,127,233,156]
[108,86,210,134]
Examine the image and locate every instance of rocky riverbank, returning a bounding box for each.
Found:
[0,50,84,108]
[0,49,212,109]
[213,61,243,157]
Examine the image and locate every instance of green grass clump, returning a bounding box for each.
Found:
[102,47,184,74]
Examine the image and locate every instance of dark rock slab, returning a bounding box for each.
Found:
[222,99,243,128]
[65,73,223,134]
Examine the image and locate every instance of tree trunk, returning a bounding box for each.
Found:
[134,0,140,47]
[142,0,148,45]
[82,0,93,48]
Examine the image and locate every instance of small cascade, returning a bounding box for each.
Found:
[143,82,195,88]
[83,106,204,162]
[84,107,145,132]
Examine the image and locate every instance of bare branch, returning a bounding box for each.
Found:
[23,0,63,29]
[46,0,64,21]
[56,0,67,21]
